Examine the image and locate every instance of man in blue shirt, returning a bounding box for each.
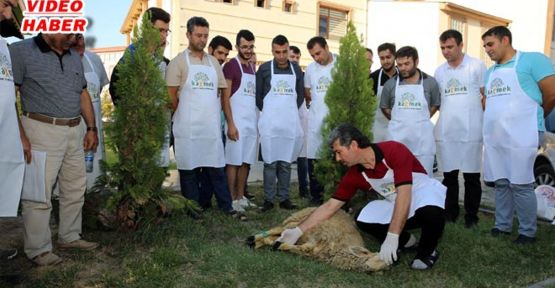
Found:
[482,26,555,244]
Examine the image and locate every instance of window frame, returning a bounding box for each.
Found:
[317,2,351,40]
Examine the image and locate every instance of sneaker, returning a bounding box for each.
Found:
[227,210,248,221]
[31,252,62,266]
[0,248,18,260]
[244,190,255,200]
[232,200,246,212]
[260,201,274,212]
[58,239,98,250]
[490,228,511,237]
[279,199,298,210]
[410,250,439,270]
[239,197,257,208]
[513,234,536,245]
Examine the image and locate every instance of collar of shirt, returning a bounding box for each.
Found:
[492,51,517,70]
[356,143,384,172]
[34,33,71,56]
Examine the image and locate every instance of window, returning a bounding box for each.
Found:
[319,5,349,40]
[255,0,266,8]
[283,0,293,12]
[449,16,467,53]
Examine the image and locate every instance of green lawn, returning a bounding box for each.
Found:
[1,184,555,287]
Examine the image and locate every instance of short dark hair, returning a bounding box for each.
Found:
[328,123,371,149]
[236,29,255,46]
[209,35,232,51]
[289,45,301,55]
[396,46,418,61]
[272,34,289,46]
[482,25,512,44]
[439,29,463,45]
[377,42,396,55]
[145,7,170,24]
[366,48,373,55]
[307,36,327,50]
[186,16,209,33]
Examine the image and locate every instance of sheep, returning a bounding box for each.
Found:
[246,207,389,273]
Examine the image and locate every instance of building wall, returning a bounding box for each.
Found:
[367,1,441,75]
[124,0,368,66]
[367,0,551,72]
[89,46,126,79]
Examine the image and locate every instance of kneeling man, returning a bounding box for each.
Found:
[277,124,446,270]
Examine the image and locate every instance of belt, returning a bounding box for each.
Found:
[24,112,81,127]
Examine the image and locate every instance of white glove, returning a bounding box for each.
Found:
[379,232,399,265]
[276,227,303,245]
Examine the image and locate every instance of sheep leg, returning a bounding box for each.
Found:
[277,242,317,257]
[246,227,284,249]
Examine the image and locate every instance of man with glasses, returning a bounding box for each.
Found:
[222,30,258,212]
[10,30,99,265]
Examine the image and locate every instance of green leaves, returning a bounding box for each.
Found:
[316,21,376,197]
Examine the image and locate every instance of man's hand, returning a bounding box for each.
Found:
[20,133,32,163]
[379,232,399,265]
[83,131,98,151]
[276,227,303,245]
[227,123,239,141]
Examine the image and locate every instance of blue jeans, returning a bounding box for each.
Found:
[493,178,537,237]
[296,157,309,197]
[179,167,233,212]
[263,161,292,202]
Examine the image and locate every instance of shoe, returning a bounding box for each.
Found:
[227,210,248,221]
[232,200,246,212]
[31,252,62,266]
[58,239,98,250]
[410,250,439,270]
[279,199,298,210]
[260,201,274,212]
[513,234,536,245]
[0,248,18,260]
[244,191,255,200]
[239,197,257,208]
[490,228,511,237]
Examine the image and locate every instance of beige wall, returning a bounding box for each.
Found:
[165,0,367,66]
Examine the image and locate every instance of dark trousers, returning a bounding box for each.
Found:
[356,205,445,259]
[308,159,324,203]
[442,170,482,223]
[296,157,309,198]
[179,167,232,212]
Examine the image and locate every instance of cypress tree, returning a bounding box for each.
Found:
[102,12,194,229]
[315,22,375,197]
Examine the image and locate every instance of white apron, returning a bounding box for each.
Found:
[483,52,537,184]
[306,58,334,159]
[225,57,258,165]
[173,52,224,169]
[258,61,303,163]
[157,60,171,168]
[357,160,446,224]
[435,62,483,173]
[83,54,105,189]
[372,69,391,142]
[0,37,25,217]
[387,75,435,175]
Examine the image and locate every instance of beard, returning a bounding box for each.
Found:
[238,50,252,61]
[401,67,417,78]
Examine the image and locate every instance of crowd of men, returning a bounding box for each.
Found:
[1,3,555,270]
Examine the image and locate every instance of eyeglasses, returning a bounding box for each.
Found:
[239,45,255,50]
[158,28,171,34]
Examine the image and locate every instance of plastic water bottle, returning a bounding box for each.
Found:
[85,150,94,173]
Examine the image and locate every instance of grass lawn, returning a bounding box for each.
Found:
[1,183,555,288]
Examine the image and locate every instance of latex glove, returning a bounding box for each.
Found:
[276,227,303,245]
[379,232,399,265]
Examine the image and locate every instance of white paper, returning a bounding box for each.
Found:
[21,150,47,203]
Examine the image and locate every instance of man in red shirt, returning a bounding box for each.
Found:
[277,124,447,270]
